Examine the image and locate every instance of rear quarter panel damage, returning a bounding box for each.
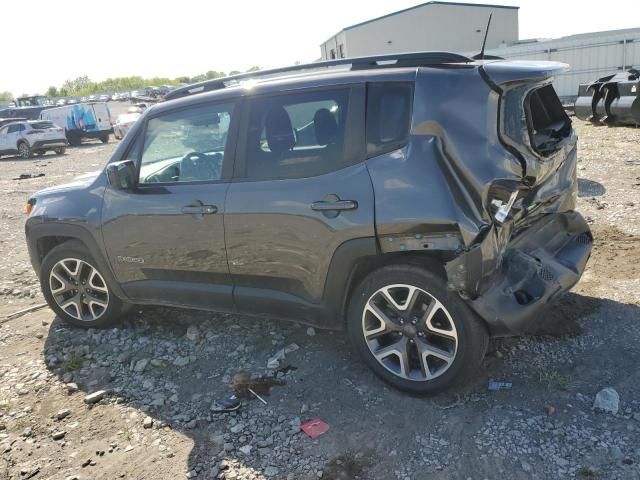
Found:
[366,65,590,335]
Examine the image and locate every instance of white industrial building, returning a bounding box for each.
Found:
[481,28,640,101]
[320,2,518,60]
[321,1,640,102]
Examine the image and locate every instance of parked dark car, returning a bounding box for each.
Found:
[24,53,592,393]
[0,117,28,127]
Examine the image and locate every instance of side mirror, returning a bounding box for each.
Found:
[106,160,136,190]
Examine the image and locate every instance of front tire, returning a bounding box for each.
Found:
[346,264,488,394]
[40,241,123,328]
[54,147,66,155]
[100,134,109,144]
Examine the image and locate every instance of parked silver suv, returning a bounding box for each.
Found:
[0,120,67,159]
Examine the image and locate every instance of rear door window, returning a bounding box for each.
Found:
[243,88,350,180]
[366,83,413,158]
[30,121,55,129]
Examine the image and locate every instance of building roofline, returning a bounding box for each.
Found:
[340,1,518,34]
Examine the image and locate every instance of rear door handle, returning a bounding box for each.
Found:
[311,200,358,211]
[181,205,218,214]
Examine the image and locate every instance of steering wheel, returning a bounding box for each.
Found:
[182,151,208,162]
[180,151,222,181]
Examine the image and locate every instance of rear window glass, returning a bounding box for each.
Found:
[30,121,55,129]
[503,83,572,158]
[366,83,412,158]
[527,85,571,155]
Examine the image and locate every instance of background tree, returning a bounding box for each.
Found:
[0,91,13,101]
[41,66,263,98]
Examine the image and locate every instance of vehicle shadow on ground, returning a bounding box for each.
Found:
[42,292,639,479]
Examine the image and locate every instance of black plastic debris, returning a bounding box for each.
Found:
[211,394,241,413]
[575,69,640,126]
[13,173,45,180]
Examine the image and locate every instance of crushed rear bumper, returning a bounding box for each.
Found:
[454,211,592,336]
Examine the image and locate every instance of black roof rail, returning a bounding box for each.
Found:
[164,51,473,101]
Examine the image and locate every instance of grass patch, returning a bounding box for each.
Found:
[62,354,84,372]
[577,466,599,478]
[538,369,574,390]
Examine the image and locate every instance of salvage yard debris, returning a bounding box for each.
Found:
[266,343,299,369]
[301,418,330,440]
[231,371,284,399]
[2,303,48,323]
[487,381,513,391]
[593,387,620,415]
[12,173,45,180]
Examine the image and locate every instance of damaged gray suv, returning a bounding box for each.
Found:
[25,53,592,393]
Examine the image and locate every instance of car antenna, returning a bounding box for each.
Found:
[473,13,493,60]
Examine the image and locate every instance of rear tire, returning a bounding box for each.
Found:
[40,240,123,328]
[17,142,33,159]
[346,264,488,394]
[100,134,109,144]
[54,147,66,155]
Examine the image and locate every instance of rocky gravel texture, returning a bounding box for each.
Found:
[0,119,639,479]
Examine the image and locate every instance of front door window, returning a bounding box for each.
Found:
[139,103,234,184]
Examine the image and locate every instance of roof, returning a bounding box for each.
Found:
[164,51,473,101]
[329,1,518,37]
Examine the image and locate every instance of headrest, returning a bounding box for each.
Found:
[265,106,295,154]
[313,108,338,145]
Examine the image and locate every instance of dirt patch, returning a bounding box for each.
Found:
[323,451,373,480]
[588,225,640,281]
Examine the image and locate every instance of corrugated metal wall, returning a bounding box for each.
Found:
[484,29,640,101]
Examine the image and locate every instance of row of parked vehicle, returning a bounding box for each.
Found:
[52,86,174,107]
[0,102,146,158]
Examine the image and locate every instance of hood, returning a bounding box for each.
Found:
[34,170,102,196]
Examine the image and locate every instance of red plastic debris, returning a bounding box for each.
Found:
[300,419,329,439]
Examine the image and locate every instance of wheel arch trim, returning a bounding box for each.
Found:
[26,222,128,300]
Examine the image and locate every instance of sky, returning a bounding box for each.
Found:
[3,0,639,96]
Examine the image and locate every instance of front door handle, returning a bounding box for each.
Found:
[311,200,358,211]
[181,204,218,215]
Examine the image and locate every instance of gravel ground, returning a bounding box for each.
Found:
[0,118,639,480]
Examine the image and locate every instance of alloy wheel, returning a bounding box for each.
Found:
[49,258,109,321]
[18,143,30,159]
[362,284,458,381]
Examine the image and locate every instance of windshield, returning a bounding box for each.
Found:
[17,96,48,107]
